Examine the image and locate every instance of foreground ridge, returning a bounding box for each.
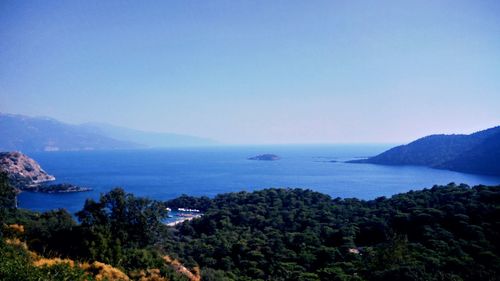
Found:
[2,176,498,281]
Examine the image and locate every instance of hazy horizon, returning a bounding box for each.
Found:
[1,1,499,144]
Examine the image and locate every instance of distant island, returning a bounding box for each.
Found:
[0,151,90,193]
[349,125,500,176]
[248,154,280,161]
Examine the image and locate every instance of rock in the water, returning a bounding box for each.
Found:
[0,151,55,189]
[34,183,92,193]
[248,154,280,161]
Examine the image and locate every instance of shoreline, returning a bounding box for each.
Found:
[166,214,202,227]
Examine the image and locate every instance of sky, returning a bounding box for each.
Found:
[1,1,499,144]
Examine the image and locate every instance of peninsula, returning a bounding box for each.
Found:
[348,126,500,176]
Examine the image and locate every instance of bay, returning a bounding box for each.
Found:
[17,145,500,214]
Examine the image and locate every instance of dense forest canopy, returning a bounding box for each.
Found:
[1,172,499,281]
[167,185,500,281]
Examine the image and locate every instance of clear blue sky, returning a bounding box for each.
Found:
[1,0,499,144]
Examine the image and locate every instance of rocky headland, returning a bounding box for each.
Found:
[0,151,55,189]
[0,151,90,193]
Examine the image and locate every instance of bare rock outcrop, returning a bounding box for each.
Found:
[0,151,55,189]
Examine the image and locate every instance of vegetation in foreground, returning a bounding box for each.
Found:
[167,183,500,281]
[1,172,499,280]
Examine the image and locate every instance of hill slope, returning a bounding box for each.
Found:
[2,178,500,280]
[0,113,217,151]
[0,113,142,152]
[438,130,500,175]
[349,126,500,176]
[81,122,218,148]
[165,184,500,280]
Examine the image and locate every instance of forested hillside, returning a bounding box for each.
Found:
[167,185,500,280]
[1,172,499,281]
[438,130,500,175]
[350,126,500,176]
[0,173,192,281]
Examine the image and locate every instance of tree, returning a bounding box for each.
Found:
[0,172,16,232]
[76,188,168,265]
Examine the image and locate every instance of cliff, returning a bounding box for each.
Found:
[0,151,55,189]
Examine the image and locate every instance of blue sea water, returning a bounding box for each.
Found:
[17,145,500,214]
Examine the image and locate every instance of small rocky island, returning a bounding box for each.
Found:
[0,151,91,193]
[248,154,280,161]
[33,183,92,193]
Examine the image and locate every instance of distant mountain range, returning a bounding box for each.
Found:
[0,113,217,152]
[349,126,500,176]
[80,122,217,148]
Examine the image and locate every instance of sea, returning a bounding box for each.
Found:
[17,145,500,215]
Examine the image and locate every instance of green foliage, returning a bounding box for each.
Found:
[168,184,500,281]
[0,172,16,228]
[25,209,77,255]
[78,188,168,247]
[2,183,499,281]
[1,187,184,280]
[166,194,213,212]
[0,239,93,281]
[76,187,169,266]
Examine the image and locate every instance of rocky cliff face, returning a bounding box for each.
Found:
[0,151,55,189]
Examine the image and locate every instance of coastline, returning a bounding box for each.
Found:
[166,214,202,227]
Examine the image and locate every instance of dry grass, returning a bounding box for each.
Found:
[163,255,200,281]
[33,257,75,267]
[8,223,25,233]
[5,237,28,250]
[4,229,131,281]
[81,261,130,281]
[4,224,205,281]
[130,268,169,281]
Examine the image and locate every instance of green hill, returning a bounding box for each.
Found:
[167,185,500,280]
[2,173,499,280]
[349,126,500,176]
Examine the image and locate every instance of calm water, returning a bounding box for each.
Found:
[18,145,500,214]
